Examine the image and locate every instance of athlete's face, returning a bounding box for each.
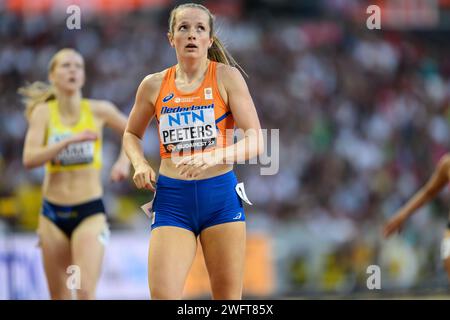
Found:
[169,8,213,59]
[49,51,85,93]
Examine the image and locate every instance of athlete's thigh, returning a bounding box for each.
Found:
[71,213,107,292]
[148,226,198,299]
[199,222,246,299]
[37,215,72,299]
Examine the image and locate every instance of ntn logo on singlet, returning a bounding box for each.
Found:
[159,104,218,152]
[160,109,217,143]
[167,110,207,126]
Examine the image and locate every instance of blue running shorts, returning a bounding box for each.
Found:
[151,170,245,236]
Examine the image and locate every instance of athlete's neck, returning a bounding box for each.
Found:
[176,58,209,84]
[54,90,82,118]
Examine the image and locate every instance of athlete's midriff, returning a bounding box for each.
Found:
[43,168,103,205]
[159,158,233,180]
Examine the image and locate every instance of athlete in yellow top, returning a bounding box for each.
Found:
[21,48,130,300]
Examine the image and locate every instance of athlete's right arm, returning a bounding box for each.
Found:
[22,103,97,169]
[383,154,450,238]
[123,75,158,191]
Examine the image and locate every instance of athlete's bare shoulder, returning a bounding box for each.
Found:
[433,153,450,182]
[142,70,168,92]
[215,62,240,80]
[441,153,450,163]
[214,63,242,104]
[215,63,245,89]
[87,99,118,118]
[139,69,170,105]
[28,102,50,123]
[439,153,450,171]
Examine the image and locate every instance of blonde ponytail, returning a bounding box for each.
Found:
[208,36,248,77]
[18,81,55,121]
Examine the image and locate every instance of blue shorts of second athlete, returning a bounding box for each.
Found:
[151,170,245,236]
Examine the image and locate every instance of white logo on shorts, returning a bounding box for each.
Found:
[233,212,242,220]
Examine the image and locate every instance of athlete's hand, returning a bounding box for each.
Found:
[132,162,156,191]
[110,158,130,182]
[383,212,408,238]
[176,149,224,179]
[67,130,98,145]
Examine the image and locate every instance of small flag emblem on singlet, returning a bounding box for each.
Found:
[204,87,213,100]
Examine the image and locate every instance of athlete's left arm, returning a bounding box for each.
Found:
[220,65,264,163]
[95,100,131,182]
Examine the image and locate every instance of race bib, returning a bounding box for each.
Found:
[49,133,94,166]
[159,108,217,154]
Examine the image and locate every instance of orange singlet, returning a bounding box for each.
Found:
[154,60,235,159]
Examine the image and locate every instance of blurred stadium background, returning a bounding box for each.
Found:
[1,0,450,299]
